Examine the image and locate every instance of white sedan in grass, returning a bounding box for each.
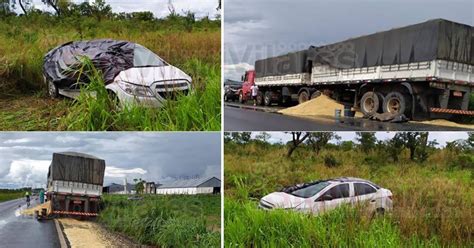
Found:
[43,39,191,108]
[259,177,393,215]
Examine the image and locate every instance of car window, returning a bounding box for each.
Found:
[354,183,377,196]
[319,183,349,200]
[133,45,167,67]
[289,181,330,198]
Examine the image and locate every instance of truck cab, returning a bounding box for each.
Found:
[238,70,256,103]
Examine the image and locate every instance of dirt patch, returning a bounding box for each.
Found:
[59,218,121,248]
[278,95,363,118]
[417,119,474,129]
[21,201,51,216]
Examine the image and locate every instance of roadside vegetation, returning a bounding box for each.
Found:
[224,132,473,247]
[0,189,27,202]
[0,0,220,131]
[99,194,221,247]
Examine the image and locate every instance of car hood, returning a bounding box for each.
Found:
[260,192,307,209]
[115,65,192,87]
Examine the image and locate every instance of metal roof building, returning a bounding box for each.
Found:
[156,176,221,195]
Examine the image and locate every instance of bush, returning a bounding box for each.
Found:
[449,154,474,169]
[324,154,340,167]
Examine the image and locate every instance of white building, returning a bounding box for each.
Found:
[156,177,221,195]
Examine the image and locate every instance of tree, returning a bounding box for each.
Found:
[254,132,271,144]
[230,132,251,144]
[307,132,339,154]
[42,0,61,16]
[287,132,309,157]
[393,132,434,162]
[133,178,144,194]
[386,135,404,162]
[356,132,377,154]
[90,0,111,21]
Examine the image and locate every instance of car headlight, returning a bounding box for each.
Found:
[117,81,154,97]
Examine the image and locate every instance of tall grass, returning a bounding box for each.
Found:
[98,194,220,248]
[224,143,474,247]
[0,189,26,202]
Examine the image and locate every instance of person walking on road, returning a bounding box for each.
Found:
[25,191,30,207]
[250,84,259,106]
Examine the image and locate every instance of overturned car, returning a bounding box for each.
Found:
[259,177,393,215]
[43,39,191,107]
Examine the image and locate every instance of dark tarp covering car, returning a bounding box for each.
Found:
[43,39,135,87]
[48,152,106,185]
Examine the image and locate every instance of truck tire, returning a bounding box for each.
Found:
[47,77,59,98]
[239,92,244,103]
[298,91,309,104]
[360,92,380,116]
[311,91,321,99]
[256,91,264,106]
[264,91,272,106]
[383,91,408,116]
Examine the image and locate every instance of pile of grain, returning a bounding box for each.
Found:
[278,95,362,117]
[59,218,114,248]
[21,201,51,216]
[417,119,474,129]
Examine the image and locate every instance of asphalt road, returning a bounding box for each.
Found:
[224,106,472,131]
[0,198,60,248]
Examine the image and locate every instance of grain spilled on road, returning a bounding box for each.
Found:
[278,95,363,117]
[59,218,114,248]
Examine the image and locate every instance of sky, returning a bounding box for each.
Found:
[224,0,474,80]
[0,132,221,189]
[251,132,470,147]
[21,0,220,19]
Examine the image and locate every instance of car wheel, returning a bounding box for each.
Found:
[360,91,380,116]
[383,91,408,116]
[239,92,244,103]
[264,91,272,106]
[298,90,309,104]
[47,78,59,98]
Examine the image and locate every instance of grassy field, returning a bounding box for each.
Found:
[0,11,220,131]
[99,194,221,247]
[0,189,26,203]
[224,142,473,247]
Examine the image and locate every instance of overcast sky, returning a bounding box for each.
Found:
[0,132,220,189]
[24,0,220,19]
[224,0,474,80]
[251,132,470,147]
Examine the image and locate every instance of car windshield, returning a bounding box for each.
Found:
[133,45,167,67]
[287,181,330,198]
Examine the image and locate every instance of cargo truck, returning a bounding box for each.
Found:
[46,152,106,217]
[238,19,473,120]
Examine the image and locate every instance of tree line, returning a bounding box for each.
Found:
[224,132,474,164]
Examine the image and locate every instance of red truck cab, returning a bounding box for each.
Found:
[238,70,255,103]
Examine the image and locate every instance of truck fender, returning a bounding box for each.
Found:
[297,87,310,96]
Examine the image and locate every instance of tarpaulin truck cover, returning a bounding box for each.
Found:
[43,39,135,87]
[48,152,106,186]
[255,19,472,77]
[307,19,473,69]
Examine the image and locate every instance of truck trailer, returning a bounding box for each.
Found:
[46,152,106,217]
[238,19,473,120]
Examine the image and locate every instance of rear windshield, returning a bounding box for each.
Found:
[288,181,330,198]
[133,45,167,67]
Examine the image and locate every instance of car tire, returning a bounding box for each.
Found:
[298,90,309,105]
[360,91,380,116]
[47,78,59,98]
[264,91,272,106]
[383,91,408,116]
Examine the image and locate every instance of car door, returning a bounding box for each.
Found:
[353,182,378,211]
[311,183,351,214]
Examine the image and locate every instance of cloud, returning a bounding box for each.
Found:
[105,166,148,178]
[224,63,253,81]
[0,160,50,188]
[3,138,31,144]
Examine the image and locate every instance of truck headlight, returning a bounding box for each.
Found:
[117,81,154,97]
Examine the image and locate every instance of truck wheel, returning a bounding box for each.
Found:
[298,91,309,104]
[311,91,321,99]
[239,92,244,103]
[383,92,407,116]
[256,91,264,106]
[47,78,59,98]
[360,92,380,116]
[264,91,272,106]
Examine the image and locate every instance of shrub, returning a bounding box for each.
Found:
[324,154,340,167]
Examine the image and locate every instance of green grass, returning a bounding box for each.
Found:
[224,143,474,247]
[0,14,220,131]
[0,189,26,202]
[98,194,221,247]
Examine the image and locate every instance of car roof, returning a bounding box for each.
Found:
[329,177,380,188]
